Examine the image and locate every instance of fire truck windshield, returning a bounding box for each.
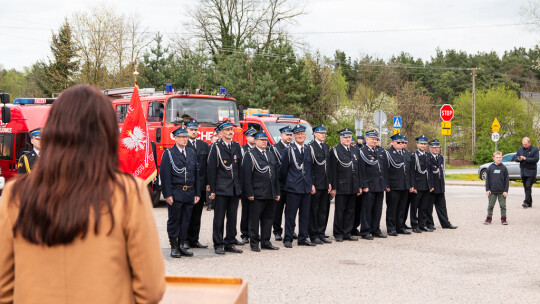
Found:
[265,122,313,144]
[166,97,239,125]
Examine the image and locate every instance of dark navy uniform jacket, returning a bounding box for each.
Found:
[242,148,280,200]
[385,146,411,191]
[241,144,255,157]
[329,144,361,195]
[308,140,330,190]
[18,150,39,174]
[428,153,445,194]
[410,150,433,191]
[271,141,289,189]
[513,145,539,177]
[279,143,313,194]
[187,139,209,190]
[160,145,200,202]
[359,145,386,192]
[207,139,242,196]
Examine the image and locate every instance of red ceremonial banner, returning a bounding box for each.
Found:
[118,87,157,184]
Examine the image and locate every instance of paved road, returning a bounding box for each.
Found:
[154,185,540,303]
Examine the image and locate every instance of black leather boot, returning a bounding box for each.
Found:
[178,239,194,257]
[169,238,181,258]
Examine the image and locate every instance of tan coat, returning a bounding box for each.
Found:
[0,176,166,304]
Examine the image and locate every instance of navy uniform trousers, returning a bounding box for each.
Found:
[213,195,240,248]
[167,198,194,240]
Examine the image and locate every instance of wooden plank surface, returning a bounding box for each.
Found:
[160,276,248,304]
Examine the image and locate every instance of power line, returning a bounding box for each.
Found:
[0,22,533,36]
[295,23,534,35]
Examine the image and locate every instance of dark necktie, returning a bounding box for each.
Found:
[262,150,268,161]
[300,146,303,156]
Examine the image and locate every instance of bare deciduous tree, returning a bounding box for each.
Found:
[188,0,304,58]
[70,4,151,88]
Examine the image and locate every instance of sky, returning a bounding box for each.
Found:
[1,0,538,71]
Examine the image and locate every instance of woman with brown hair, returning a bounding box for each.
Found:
[0,85,166,303]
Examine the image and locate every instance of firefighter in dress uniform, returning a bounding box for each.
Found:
[184,120,210,249]
[351,135,365,236]
[308,125,332,244]
[160,125,200,258]
[271,125,294,241]
[239,127,257,244]
[329,128,362,242]
[384,133,412,236]
[358,130,388,240]
[18,128,42,174]
[426,139,458,230]
[242,131,281,252]
[280,124,316,248]
[401,136,413,229]
[206,125,223,211]
[207,121,244,255]
[409,135,433,233]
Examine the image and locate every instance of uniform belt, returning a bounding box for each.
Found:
[172,184,194,191]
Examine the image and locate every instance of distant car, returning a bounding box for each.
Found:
[478,153,540,181]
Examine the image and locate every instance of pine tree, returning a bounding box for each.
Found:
[38,19,78,96]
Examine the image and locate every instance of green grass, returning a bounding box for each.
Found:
[445,175,540,187]
[445,164,477,169]
[445,174,482,181]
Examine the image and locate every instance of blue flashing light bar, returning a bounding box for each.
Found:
[218,87,226,95]
[252,113,295,118]
[165,84,173,93]
[13,98,55,105]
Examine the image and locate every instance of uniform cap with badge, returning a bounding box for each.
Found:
[186,120,199,129]
[338,127,353,137]
[429,139,441,148]
[390,133,404,142]
[172,125,188,137]
[415,135,428,143]
[279,125,293,135]
[244,127,257,137]
[292,124,306,134]
[254,131,268,140]
[215,121,233,132]
[29,127,43,139]
[312,124,327,134]
[365,129,378,138]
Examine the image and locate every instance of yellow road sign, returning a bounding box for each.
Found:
[492,118,500,128]
[393,128,400,135]
[442,121,451,136]
[492,118,500,133]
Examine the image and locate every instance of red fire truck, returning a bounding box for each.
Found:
[0,94,54,190]
[239,108,313,144]
[108,86,245,205]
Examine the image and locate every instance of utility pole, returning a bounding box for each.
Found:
[472,68,476,156]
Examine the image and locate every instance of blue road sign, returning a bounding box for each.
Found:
[393,116,402,129]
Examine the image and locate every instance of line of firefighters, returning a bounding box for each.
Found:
[160,120,457,257]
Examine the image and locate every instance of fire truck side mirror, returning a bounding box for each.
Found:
[0,93,9,104]
[0,93,10,123]
[1,106,11,124]
[239,105,244,121]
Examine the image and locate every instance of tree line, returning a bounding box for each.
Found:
[1,1,540,164]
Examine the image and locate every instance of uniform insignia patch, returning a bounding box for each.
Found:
[393,151,396,154]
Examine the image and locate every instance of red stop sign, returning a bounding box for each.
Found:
[440,104,454,122]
